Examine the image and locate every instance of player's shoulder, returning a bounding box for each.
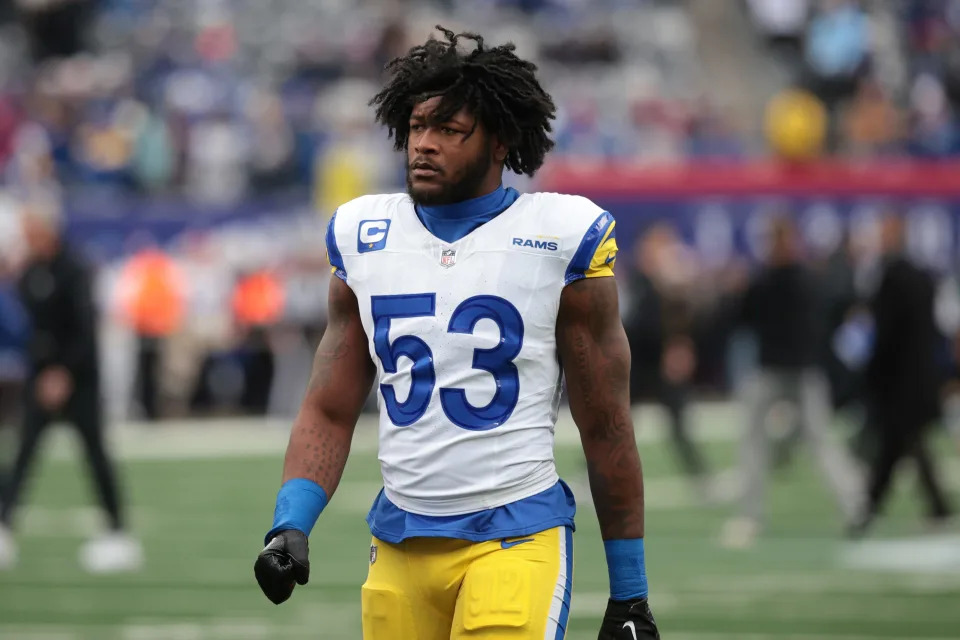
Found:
[520,192,611,242]
[517,193,618,282]
[524,192,605,219]
[328,193,411,256]
[333,193,411,225]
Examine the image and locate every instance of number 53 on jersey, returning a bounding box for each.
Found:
[372,293,523,431]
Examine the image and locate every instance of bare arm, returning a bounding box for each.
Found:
[557,276,644,540]
[281,276,376,496]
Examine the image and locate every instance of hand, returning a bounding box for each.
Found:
[598,598,660,640]
[254,529,310,605]
[36,366,73,411]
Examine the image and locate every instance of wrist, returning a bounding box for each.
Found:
[265,478,328,544]
[604,537,648,601]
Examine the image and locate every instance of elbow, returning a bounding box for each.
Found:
[298,392,360,434]
[578,404,637,448]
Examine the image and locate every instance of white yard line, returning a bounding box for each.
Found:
[840,535,960,573]
[0,630,80,640]
[17,506,162,537]
[694,569,960,593]
[121,620,277,640]
[32,401,744,462]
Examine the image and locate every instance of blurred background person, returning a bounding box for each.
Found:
[747,0,810,59]
[0,256,28,432]
[115,244,186,421]
[939,270,960,453]
[623,223,715,502]
[231,268,284,416]
[800,0,871,150]
[816,233,866,414]
[852,214,955,536]
[0,198,141,572]
[721,217,864,549]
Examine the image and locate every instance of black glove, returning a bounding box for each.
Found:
[254,529,310,605]
[598,597,660,640]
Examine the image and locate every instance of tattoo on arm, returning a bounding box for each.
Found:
[282,277,375,495]
[558,277,645,540]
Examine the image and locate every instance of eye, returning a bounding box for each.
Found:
[410,123,425,132]
[441,127,459,135]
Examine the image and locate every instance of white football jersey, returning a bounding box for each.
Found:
[329,192,616,516]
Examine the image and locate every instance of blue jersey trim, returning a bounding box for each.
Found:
[415,185,520,244]
[564,211,614,285]
[366,480,577,544]
[325,211,347,282]
[556,526,574,639]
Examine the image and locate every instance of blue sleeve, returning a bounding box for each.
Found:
[326,212,347,282]
[564,211,616,285]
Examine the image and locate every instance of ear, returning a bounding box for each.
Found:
[491,136,508,165]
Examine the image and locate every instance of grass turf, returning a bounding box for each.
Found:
[0,407,958,639]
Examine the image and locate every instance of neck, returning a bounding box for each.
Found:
[417,184,509,220]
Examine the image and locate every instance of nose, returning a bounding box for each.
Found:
[412,127,440,156]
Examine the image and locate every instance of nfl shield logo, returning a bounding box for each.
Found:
[440,248,457,268]
[370,544,378,565]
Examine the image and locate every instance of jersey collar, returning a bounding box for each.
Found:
[416,184,515,221]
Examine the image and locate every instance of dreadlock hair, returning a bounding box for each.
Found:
[370,25,556,176]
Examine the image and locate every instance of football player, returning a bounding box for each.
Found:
[255,26,660,640]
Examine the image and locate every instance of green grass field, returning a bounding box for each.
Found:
[1,404,959,639]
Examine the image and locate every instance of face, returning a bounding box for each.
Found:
[767,219,800,264]
[637,225,674,275]
[879,215,904,254]
[406,96,504,206]
[21,212,56,257]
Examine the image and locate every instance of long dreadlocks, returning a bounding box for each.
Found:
[370,25,556,176]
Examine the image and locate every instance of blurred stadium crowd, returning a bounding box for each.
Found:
[0,0,955,207]
[750,0,960,158]
[0,0,958,429]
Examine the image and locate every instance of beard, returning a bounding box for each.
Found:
[406,146,493,206]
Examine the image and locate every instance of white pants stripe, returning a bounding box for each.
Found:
[544,526,573,639]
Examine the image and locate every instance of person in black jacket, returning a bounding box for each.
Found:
[852,214,953,535]
[623,225,713,499]
[0,202,141,572]
[721,217,864,548]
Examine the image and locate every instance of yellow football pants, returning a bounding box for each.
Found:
[361,526,573,639]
